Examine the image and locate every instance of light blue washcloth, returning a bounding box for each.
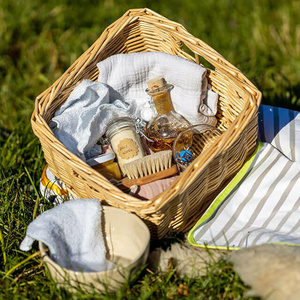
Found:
[49,80,150,160]
[20,198,115,272]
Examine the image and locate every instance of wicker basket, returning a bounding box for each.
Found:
[31,8,261,239]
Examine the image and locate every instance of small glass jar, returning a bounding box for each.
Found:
[86,152,122,180]
[172,124,222,171]
[106,117,145,175]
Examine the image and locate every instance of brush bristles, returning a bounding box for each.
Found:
[123,150,172,179]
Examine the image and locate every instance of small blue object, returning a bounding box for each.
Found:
[178,150,193,162]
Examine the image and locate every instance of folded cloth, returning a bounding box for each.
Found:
[49,80,151,160]
[20,199,115,272]
[199,88,218,117]
[188,105,300,248]
[97,52,218,126]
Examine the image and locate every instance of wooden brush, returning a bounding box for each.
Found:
[122,150,178,188]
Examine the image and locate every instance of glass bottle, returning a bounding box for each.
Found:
[145,77,191,152]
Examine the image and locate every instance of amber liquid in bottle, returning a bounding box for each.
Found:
[145,77,191,152]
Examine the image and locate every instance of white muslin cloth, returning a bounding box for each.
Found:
[50,52,218,160]
[20,199,115,272]
[97,52,218,124]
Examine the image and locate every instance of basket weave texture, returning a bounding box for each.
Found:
[31,8,261,239]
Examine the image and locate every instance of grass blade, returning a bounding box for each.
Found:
[24,167,40,221]
[0,228,7,267]
[2,251,41,280]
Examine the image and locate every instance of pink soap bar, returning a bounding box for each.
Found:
[132,175,178,200]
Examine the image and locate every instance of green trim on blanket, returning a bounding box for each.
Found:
[189,241,300,253]
[272,242,300,247]
[188,142,264,250]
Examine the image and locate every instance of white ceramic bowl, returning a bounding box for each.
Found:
[39,206,150,293]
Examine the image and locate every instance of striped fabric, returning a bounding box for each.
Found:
[258,105,299,162]
[188,105,300,249]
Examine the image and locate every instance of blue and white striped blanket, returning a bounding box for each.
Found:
[188,105,300,249]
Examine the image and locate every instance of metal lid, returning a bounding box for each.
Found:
[106,117,135,140]
[86,152,115,166]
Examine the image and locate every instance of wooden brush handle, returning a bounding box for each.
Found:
[122,165,178,188]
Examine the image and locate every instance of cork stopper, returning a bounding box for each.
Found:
[147,76,166,91]
[146,77,173,115]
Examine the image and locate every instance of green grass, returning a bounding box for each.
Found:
[1,0,299,298]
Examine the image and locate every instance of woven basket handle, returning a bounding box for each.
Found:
[127,9,261,100]
[33,8,261,124]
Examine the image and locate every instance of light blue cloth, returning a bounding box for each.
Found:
[49,80,149,160]
[20,199,115,272]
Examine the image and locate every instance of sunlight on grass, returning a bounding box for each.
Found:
[0,0,299,298]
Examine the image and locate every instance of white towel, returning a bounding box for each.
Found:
[20,199,115,272]
[97,52,218,125]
